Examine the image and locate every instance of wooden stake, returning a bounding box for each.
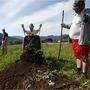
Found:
[58,10,64,60]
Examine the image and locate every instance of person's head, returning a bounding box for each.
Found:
[29,23,34,32]
[73,0,85,14]
[2,29,5,33]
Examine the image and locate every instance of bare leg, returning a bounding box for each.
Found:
[4,41,8,55]
[82,61,88,73]
[74,59,82,74]
[2,42,5,55]
[76,59,82,68]
[2,46,4,55]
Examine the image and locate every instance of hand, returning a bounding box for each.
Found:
[39,24,42,28]
[21,24,24,28]
[61,23,64,27]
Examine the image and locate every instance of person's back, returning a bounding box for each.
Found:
[2,32,8,41]
[2,29,8,55]
[79,8,90,45]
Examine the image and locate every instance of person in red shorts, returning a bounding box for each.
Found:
[61,0,90,78]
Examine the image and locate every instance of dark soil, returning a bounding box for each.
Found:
[0,53,90,90]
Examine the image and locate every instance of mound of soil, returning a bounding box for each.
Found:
[0,55,90,89]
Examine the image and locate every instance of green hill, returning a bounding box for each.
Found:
[0,33,23,45]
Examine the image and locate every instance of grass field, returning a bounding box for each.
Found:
[0,45,22,70]
[0,43,90,85]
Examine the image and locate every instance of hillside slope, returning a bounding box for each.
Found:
[0,33,23,45]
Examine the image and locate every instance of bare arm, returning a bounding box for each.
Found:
[61,23,71,29]
[21,24,27,33]
[21,24,32,35]
[32,24,42,35]
[38,24,42,30]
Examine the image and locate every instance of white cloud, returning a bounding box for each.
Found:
[9,0,73,24]
[0,0,35,25]
[0,0,73,36]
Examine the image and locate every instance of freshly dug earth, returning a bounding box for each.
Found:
[0,57,90,89]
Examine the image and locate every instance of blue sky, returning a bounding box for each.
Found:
[0,0,90,36]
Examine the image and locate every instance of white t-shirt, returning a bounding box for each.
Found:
[69,13,83,39]
[25,29,40,35]
[32,29,40,35]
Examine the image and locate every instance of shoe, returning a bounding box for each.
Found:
[80,73,88,79]
[73,68,82,75]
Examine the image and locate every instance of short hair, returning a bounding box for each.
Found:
[2,29,5,32]
[73,1,85,11]
[29,23,34,27]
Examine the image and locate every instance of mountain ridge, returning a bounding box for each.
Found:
[0,33,69,45]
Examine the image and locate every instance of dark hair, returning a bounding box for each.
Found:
[30,23,34,27]
[2,29,5,32]
[73,1,85,11]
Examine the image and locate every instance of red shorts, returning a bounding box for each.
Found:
[71,40,90,63]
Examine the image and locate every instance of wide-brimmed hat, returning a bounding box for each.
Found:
[73,0,85,10]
